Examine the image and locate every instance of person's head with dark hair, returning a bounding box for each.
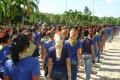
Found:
[74,26,78,31]
[11,34,30,64]
[88,27,94,38]
[93,27,96,35]
[1,32,10,44]
[84,29,89,37]
[45,30,51,36]
[0,32,4,43]
[56,26,61,32]
[23,32,34,42]
[61,27,68,40]
[12,27,17,35]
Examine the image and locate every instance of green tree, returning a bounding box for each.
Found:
[19,0,38,26]
[83,6,92,25]
[0,0,38,26]
[0,0,16,26]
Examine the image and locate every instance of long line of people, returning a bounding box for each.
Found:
[0,25,119,80]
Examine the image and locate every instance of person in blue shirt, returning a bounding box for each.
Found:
[108,27,113,42]
[0,32,11,79]
[48,32,71,80]
[103,26,108,42]
[4,34,40,80]
[41,31,55,77]
[93,30,101,63]
[43,38,55,77]
[101,27,106,49]
[42,30,55,54]
[106,26,112,41]
[61,27,69,41]
[33,29,41,46]
[64,28,82,80]
[81,29,95,80]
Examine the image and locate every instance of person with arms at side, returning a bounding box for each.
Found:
[65,28,82,80]
[80,30,95,80]
[48,32,71,80]
[93,28,101,63]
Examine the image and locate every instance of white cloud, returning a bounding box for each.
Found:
[105,0,115,4]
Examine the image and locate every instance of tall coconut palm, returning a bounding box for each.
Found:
[19,0,38,26]
[0,0,15,26]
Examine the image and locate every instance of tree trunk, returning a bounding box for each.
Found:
[8,18,11,27]
[22,14,25,27]
[22,6,25,27]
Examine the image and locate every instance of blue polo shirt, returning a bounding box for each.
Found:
[43,40,55,54]
[4,57,40,80]
[43,40,55,64]
[64,40,82,65]
[48,46,69,73]
[108,28,112,35]
[81,38,93,54]
[104,27,108,35]
[0,46,11,72]
[93,34,100,50]
[34,32,41,46]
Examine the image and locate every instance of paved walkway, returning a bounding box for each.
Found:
[78,33,120,80]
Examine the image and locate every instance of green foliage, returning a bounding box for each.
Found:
[30,6,120,26]
[36,8,120,26]
[0,3,120,27]
[0,0,38,26]
[84,6,92,15]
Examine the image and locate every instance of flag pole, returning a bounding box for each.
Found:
[66,0,68,26]
[92,0,94,25]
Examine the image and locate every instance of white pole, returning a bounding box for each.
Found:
[92,0,94,25]
[117,9,119,25]
[103,10,104,25]
[66,0,68,26]
[66,0,68,12]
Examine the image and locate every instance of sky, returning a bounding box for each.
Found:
[38,0,120,17]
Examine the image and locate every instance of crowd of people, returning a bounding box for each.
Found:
[0,25,119,80]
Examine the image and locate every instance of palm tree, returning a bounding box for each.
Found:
[74,10,83,25]
[19,0,38,26]
[0,0,15,26]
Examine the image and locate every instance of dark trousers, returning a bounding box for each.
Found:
[71,65,77,80]
[0,72,3,79]
[51,71,67,80]
[44,65,48,77]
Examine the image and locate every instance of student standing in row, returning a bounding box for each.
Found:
[48,32,71,80]
[65,28,82,80]
[4,34,40,80]
[0,33,11,79]
[81,30,95,80]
